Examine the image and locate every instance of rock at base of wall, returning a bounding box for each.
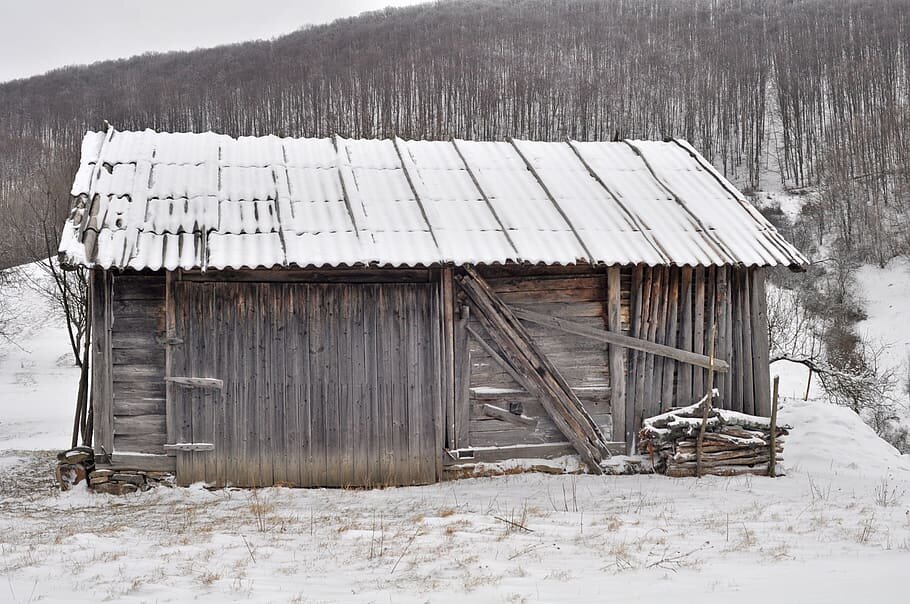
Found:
[92,482,139,496]
[55,463,88,491]
[56,448,175,495]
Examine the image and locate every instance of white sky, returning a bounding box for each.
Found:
[0,0,424,84]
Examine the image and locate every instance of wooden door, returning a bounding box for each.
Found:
[170,281,441,487]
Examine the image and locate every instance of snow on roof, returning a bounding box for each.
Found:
[59,128,807,271]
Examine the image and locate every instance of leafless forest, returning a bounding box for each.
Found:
[1,0,908,267]
[0,0,908,450]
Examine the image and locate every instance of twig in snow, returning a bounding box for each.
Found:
[508,543,543,560]
[240,534,256,563]
[390,526,421,574]
[493,515,533,532]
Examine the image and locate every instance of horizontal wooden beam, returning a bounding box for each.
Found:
[512,306,729,373]
[163,443,215,452]
[166,377,224,389]
[100,453,176,472]
[444,441,628,465]
[482,404,538,428]
[180,268,433,283]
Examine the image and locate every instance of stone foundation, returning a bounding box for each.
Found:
[89,469,175,494]
[56,447,174,494]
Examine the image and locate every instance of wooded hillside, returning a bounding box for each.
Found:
[1,0,908,266]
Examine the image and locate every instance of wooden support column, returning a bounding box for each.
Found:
[90,269,113,459]
[741,269,755,415]
[454,297,471,448]
[606,266,627,446]
[441,268,456,449]
[661,268,680,410]
[164,271,179,457]
[678,267,694,404]
[751,268,772,416]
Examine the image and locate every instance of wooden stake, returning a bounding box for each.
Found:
[769,375,780,478]
[696,323,718,478]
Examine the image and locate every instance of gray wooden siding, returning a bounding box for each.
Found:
[171,281,441,487]
[619,265,772,443]
[458,266,612,450]
[110,274,167,454]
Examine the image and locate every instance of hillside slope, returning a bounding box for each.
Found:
[2,0,909,266]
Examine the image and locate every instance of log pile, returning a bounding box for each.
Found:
[639,395,789,477]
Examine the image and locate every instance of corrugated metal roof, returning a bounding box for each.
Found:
[59,128,807,271]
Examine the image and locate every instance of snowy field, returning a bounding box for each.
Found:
[0,263,908,603]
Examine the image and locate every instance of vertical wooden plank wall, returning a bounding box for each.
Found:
[110,273,167,454]
[620,265,773,445]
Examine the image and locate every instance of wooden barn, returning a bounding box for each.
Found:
[59,128,806,487]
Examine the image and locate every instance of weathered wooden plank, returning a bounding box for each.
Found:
[307,285,328,486]
[442,268,456,451]
[90,269,113,457]
[693,267,706,397]
[643,267,664,418]
[751,269,772,416]
[203,282,220,485]
[445,439,628,465]
[511,307,729,372]
[481,404,538,427]
[714,267,729,407]
[164,442,215,452]
[289,284,308,487]
[111,347,165,366]
[510,301,606,318]
[476,264,599,280]
[678,267,694,405]
[113,398,166,416]
[741,269,755,416]
[486,275,607,293]
[105,453,175,472]
[180,268,433,283]
[164,271,177,472]
[113,434,167,455]
[113,381,166,399]
[606,266,626,446]
[661,268,680,411]
[114,414,167,436]
[166,377,224,389]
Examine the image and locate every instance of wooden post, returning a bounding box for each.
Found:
[751,268,772,416]
[90,269,113,459]
[769,375,780,478]
[441,268,456,449]
[696,323,718,478]
[607,266,627,447]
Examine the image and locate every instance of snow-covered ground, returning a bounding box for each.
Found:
[0,262,80,451]
[855,256,910,394]
[0,261,908,603]
[1,398,908,603]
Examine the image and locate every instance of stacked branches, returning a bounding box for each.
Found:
[639,396,789,477]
